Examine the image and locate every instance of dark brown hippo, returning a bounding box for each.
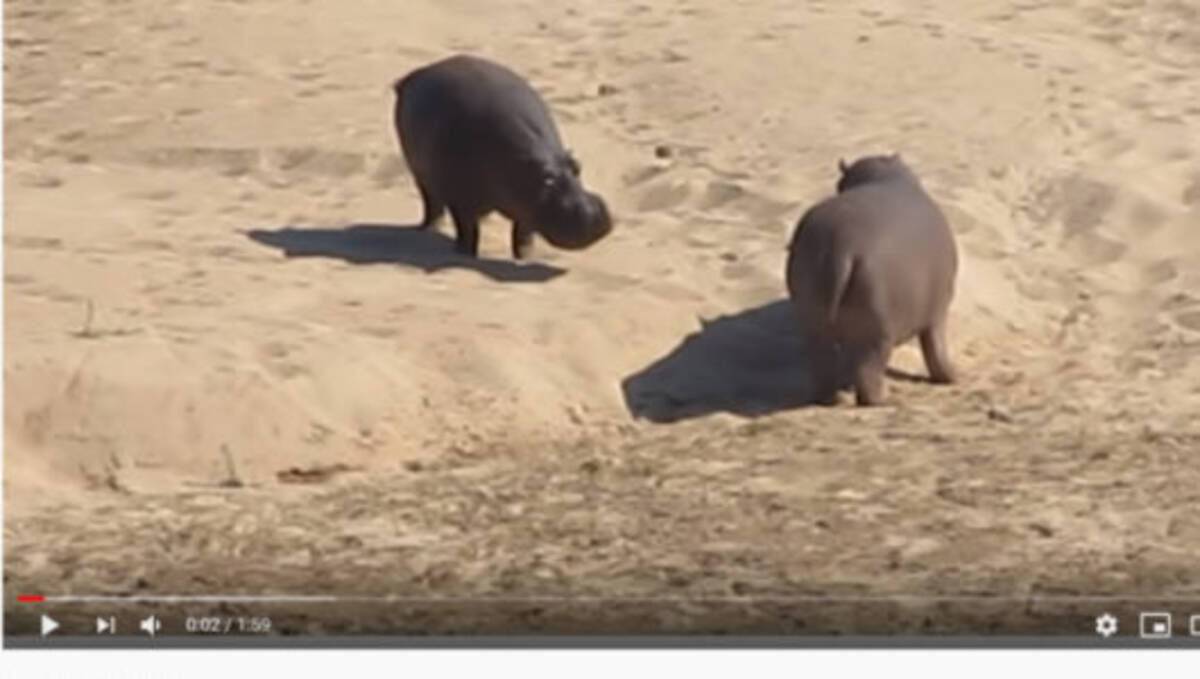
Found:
[392,54,613,260]
[785,154,958,406]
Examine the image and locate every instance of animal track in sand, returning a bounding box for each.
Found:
[635,179,692,212]
[16,172,64,189]
[1024,174,1118,239]
[257,341,309,380]
[1141,259,1177,286]
[5,235,64,251]
[133,145,373,181]
[1162,293,1200,331]
[1175,311,1200,333]
[697,181,747,210]
[1182,175,1200,206]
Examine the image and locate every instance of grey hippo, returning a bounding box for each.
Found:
[392,54,613,260]
[786,154,959,406]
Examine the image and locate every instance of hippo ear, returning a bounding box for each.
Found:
[892,152,902,161]
[565,152,581,177]
[838,158,848,174]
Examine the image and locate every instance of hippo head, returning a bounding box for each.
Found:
[835,153,920,193]
[527,152,613,250]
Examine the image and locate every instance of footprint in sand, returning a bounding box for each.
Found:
[19,172,64,189]
[5,235,64,251]
[263,147,366,178]
[1073,233,1128,266]
[1161,293,1200,332]
[636,179,692,212]
[971,36,1000,53]
[1175,310,1200,333]
[1126,199,1168,234]
[129,188,178,202]
[258,341,308,379]
[1056,183,1132,266]
[138,146,259,177]
[1182,174,1200,206]
[137,145,371,181]
[697,181,747,210]
[700,180,799,225]
[1141,259,1177,286]
[289,69,324,83]
[129,239,174,254]
[1039,174,1118,239]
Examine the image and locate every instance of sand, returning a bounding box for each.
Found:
[4,0,1200,635]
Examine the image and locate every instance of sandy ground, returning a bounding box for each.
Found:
[4,0,1200,636]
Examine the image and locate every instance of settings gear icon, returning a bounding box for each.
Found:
[1095,613,1118,637]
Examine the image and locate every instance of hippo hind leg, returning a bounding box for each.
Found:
[511,221,535,260]
[852,342,891,406]
[797,312,843,405]
[448,205,481,257]
[809,340,846,406]
[919,316,957,384]
[416,181,446,230]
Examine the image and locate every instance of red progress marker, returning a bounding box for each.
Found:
[18,595,45,603]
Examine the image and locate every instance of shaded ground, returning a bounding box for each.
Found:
[7,414,1200,636]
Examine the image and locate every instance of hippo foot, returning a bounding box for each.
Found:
[853,382,886,406]
[813,390,842,407]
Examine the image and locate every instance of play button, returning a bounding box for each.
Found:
[40,614,59,637]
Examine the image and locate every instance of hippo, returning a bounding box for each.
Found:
[392,54,613,260]
[785,154,958,406]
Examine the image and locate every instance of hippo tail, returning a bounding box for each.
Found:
[823,254,855,325]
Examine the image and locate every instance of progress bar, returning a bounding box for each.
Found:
[17,594,1200,603]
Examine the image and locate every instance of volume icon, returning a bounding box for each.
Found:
[139,615,162,637]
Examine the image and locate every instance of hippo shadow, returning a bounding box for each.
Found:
[244,223,566,283]
[621,299,826,423]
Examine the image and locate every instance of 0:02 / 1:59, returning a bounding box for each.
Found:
[184,616,272,634]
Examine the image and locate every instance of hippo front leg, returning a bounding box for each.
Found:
[511,221,535,260]
[449,206,481,257]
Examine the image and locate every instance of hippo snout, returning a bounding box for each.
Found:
[537,190,613,250]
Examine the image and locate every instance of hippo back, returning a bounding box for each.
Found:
[395,55,565,173]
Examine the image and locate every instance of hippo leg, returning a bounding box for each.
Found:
[853,343,891,406]
[511,221,535,260]
[798,316,843,405]
[417,181,446,229]
[808,340,843,406]
[449,206,481,257]
[919,317,957,384]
